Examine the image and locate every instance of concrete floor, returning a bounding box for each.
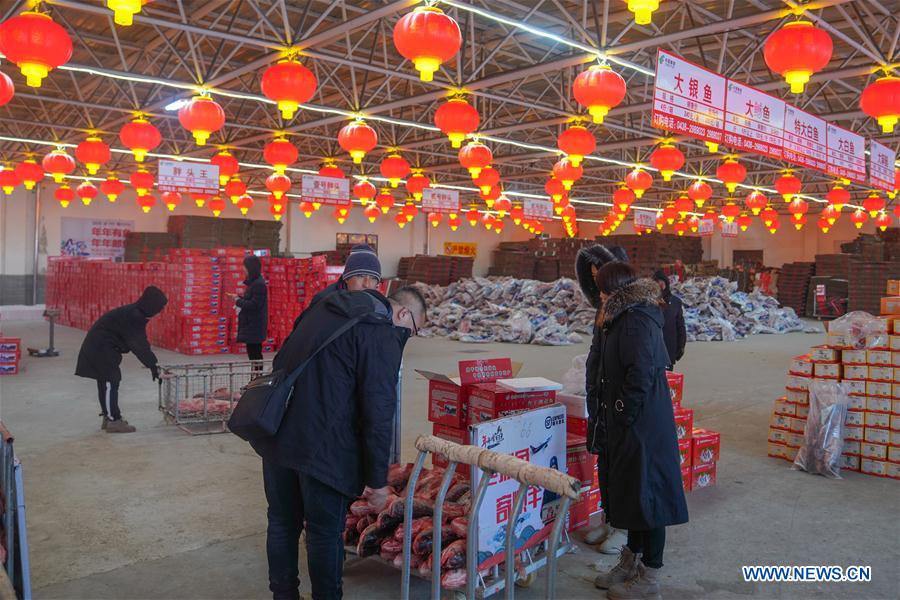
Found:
[1,320,898,600]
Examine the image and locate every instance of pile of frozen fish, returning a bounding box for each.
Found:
[672,276,804,341]
[415,277,595,345]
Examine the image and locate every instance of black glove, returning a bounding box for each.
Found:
[150,364,160,382]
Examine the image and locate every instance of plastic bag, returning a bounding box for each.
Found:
[561,353,589,396]
[828,311,877,349]
[793,379,848,479]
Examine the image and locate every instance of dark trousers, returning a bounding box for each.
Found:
[96,380,121,420]
[263,460,350,600]
[247,343,263,361]
[627,527,666,568]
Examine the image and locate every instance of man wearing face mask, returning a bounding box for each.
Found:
[249,285,426,600]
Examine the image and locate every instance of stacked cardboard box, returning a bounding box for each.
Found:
[840,230,900,262]
[247,221,281,254]
[0,337,21,375]
[848,260,900,315]
[814,253,852,280]
[124,232,178,262]
[397,255,473,286]
[599,234,703,276]
[776,262,815,316]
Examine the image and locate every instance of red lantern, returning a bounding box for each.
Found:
[265,173,291,200]
[892,169,900,199]
[572,64,626,124]
[767,218,780,235]
[864,76,900,133]
[557,125,596,168]
[42,150,75,183]
[458,142,492,179]
[130,169,154,195]
[553,159,583,191]
[364,204,380,223]
[101,176,125,202]
[0,71,13,107]
[791,213,807,231]
[119,117,161,162]
[736,213,753,232]
[76,181,98,206]
[393,6,461,82]
[136,193,155,214]
[318,163,345,179]
[862,193,885,218]
[403,203,419,222]
[75,137,111,175]
[208,196,226,217]
[299,201,314,218]
[55,185,74,208]
[466,208,480,226]
[545,177,565,202]
[380,154,411,188]
[649,144,684,182]
[561,205,577,222]
[480,185,501,208]
[261,59,317,120]
[703,208,718,221]
[716,158,746,193]
[354,179,377,204]
[428,212,443,228]
[509,206,524,225]
[493,219,505,235]
[788,198,808,219]
[875,212,892,231]
[0,168,19,195]
[162,191,181,212]
[448,214,461,231]
[764,21,832,94]
[263,140,297,175]
[434,97,479,148]
[613,186,635,212]
[826,185,850,212]
[0,11,73,88]
[661,205,677,225]
[394,212,408,229]
[15,159,43,190]
[687,180,712,208]
[744,190,768,216]
[210,150,240,184]
[224,177,246,203]
[624,167,652,198]
[822,204,839,225]
[494,196,511,217]
[192,193,209,208]
[761,206,778,228]
[406,171,430,200]
[337,120,377,164]
[475,166,500,195]
[673,221,689,237]
[674,195,693,217]
[818,217,830,233]
[376,189,395,214]
[721,202,740,223]
[774,172,802,202]
[178,94,225,145]
[237,194,253,216]
[269,200,286,221]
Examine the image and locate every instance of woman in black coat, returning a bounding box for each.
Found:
[233,255,268,365]
[589,262,688,599]
[652,270,687,370]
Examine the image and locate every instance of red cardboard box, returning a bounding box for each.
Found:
[566,488,601,532]
[673,408,694,441]
[432,423,470,476]
[468,383,557,425]
[557,392,589,436]
[419,358,518,429]
[678,439,692,469]
[691,462,717,490]
[0,364,19,375]
[681,466,692,492]
[692,428,721,467]
[666,371,684,407]
[0,338,20,353]
[567,445,595,488]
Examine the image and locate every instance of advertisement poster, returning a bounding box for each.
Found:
[60,217,134,258]
[825,123,866,184]
[157,159,219,195]
[422,188,460,214]
[634,210,658,229]
[869,140,896,193]
[720,221,739,238]
[697,218,715,236]
[523,198,553,221]
[443,242,477,257]
[723,79,785,160]
[469,404,566,569]
[651,49,726,145]
[301,174,350,206]
[782,105,827,173]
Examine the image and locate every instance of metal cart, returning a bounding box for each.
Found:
[0,422,31,600]
[158,360,272,434]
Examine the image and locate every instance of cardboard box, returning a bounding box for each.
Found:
[691,463,717,489]
[894,398,900,413]
[431,423,470,476]
[861,458,889,477]
[467,382,557,425]
[893,430,900,446]
[888,446,900,463]
[844,425,864,442]
[767,441,794,461]
[681,466,692,491]
[774,398,796,416]
[894,318,900,335]
[860,442,888,460]
[826,332,850,348]
[786,375,810,391]
[843,365,868,380]
[891,414,900,431]
[810,346,839,362]
[864,427,891,445]
[420,358,518,428]
[795,403,809,419]
[787,432,804,447]
[865,411,891,429]
[841,454,860,471]
[846,410,865,426]
[894,352,900,368]
[891,335,900,351]
[888,280,900,295]
[768,427,789,445]
[867,381,892,397]
[868,350,892,366]
[869,366,893,381]
[0,338,21,353]
[677,439,692,469]
[789,417,808,433]
[841,349,868,364]
[665,371,684,406]
[0,364,18,375]
[847,395,866,411]
[789,355,813,375]
[845,380,867,395]
[843,440,861,456]
[557,393,588,436]
[673,408,693,440]
[785,389,808,405]
[692,428,721,467]
[867,396,892,413]
[566,445,595,488]
[881,296,900,315]
[887,462,900,480]
[813,362,841,378]
[566,489,601,532]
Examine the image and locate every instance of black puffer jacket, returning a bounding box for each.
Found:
[236,256,268,344]
[250,289,410,498]
[588,279,689,531]
[75,286,167,382]
[652,270,686,366]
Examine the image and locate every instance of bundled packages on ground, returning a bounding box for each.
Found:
[0,337,21,375]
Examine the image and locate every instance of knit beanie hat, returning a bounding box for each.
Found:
[342,244,381,282]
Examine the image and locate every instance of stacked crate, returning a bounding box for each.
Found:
[397,255,470,286]
[0,337,21,375]
[848,260,900,315]
[776,262,815,316]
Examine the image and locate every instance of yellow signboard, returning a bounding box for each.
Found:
[444,242,477,257]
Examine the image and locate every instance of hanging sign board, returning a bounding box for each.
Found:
[634,209,658,229]
[157,160,219,195]
[523,198,553,221]
[869,140,896,193]
[782,105,827,173]
[421,188,460,214]
[469,404,566,570]
[825,123,866,184]
[301,174,349,206]
[651,49,726,146]
[697,218,715,237]
[443,242,477,257]
[723,80,785,160]
[720,221,739,238]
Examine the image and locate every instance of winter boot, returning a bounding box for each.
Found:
[584,523,610,546]
[598,527,628,554]
[594,545,637,590]
[607,561,662,600]
[100,415,109,430]
[106,419,136,434]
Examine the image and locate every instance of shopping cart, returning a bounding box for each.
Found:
[157,360,272,435]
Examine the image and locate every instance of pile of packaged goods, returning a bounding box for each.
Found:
[768,279,900,479]
[0,337,21,375]
[46,250,326,355]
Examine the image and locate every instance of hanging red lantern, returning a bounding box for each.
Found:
[561,204,577,223]
[826,185,850,212]
[475,166,500,195]
[624,167,652,198]
[482,214,494,231]
[688,216,700,233]
[736,213,753,232]
[75,137,111,175]
[448,214,461,231]
[265,173,291,200]
[136,193,155,214]
[192,193,209,208]
[673,221,689,237]
[403,202,418,222]
[130,169,154,195]
[101,176,125,202]
[393,6,461,82]
[395,212,408,229]
[763,21,832,94]
[703,208,718,221]
[509,206,524,226]
[428,212,443,228]
[892,169,900,199]
[237,194,253,216]
[721,202,740,223]
[224,177,247,203]
[761,206,778,228]
[208,196,226,217]
[687,180,712,208]
[434,97,479,148]
[364,204,380,223]
[376,189,395,214]
[106,0,150,27]
[210,150,240,184]
[458,141,492,179]
[649,144,684,181]
[545,177,565,202]
[818,217,831,233]
[660,204,677,225]
[269,201,286,221]
[572,64,626,124]
[613,186,635,212]
[862,193,885,218]
[493,219,505,235]
[55,185,74,208]
[791,213,807,231]
[406,170,430,200]
[162,191,181,212]
[263,139,297,175]
[744,190,768,215]
[716,158,746,193]
[774,172,801,202]
[380,154,411,188]
[553,159,583,191]
[318,163,345,179]
[480,185,501,208]
[874,212,892,231]
[860,76,900,133]
[494,196,511,217]
[298,201,314,218]
[337,120,378,164]
[119,117,161,162]
[788,198,809,219]
[466,208,480,226]
[767,218,780,235]
[42,150,75,183]
[674,195,693,217]
[0,71,13,107]
[15,159,43,190]
[178,94,226,146]
[0,11,73,88]
[354,179,377,204]
[76,182,98,206]
[822,204,839,225]
[0,168,19,195]
[261,59,317,120]
[557,125,596,168]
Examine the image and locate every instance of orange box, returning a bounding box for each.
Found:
[673,408,693,440]
[691,463,717,489]
[888,280,900,295]
[881,296,900,315]
[692,428,721,467]
[666,371,684,406]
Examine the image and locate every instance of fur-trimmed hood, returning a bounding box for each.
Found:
[598,278,662,326]
[576,245,625,308]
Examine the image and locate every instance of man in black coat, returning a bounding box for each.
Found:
[250,285,426,600]
[75,286,167,433]
[231,255,268,366]
[652,270,687,369]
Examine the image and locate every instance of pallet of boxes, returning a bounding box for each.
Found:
[768,278,900,480]
[0,336,21,375]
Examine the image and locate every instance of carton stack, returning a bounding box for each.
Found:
[123,232,177,262]
[848,261,900,315]
[398,255,473,286]
[0,337,21,375]
[489,242,536,279]
[776,262,815,316]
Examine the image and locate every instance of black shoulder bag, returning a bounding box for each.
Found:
[228,315,364,442]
